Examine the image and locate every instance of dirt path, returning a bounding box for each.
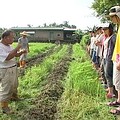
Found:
[23,45,73,120]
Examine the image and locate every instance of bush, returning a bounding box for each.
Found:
[80,34,90,47]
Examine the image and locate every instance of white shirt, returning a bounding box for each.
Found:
[96,33,104,57]
[90,36,96,49]
[103,37,110,59]
[18,37,28,50]
[0,43,16,68]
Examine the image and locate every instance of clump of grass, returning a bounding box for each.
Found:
[57,43,115,120]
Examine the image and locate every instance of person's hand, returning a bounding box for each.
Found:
[117,61,120,71]
[20,49,27,54]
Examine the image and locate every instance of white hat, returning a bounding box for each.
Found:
[101,23,109,28]
[101,23,113,30]
[20,31,28,36]
[108,6,120,18]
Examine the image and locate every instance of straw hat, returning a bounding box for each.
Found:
[20,31,28,36]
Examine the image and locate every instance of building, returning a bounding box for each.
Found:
[11,27,77,43]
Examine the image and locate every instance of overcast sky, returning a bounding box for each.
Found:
[0,0,101,30]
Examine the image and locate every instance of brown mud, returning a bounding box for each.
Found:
[21,44,73,120]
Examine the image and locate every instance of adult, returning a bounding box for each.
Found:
[18,31,29,68]
[102,23,116,98]
[90,31,96,58]
[105,6,120,115]
[0,30,26,114]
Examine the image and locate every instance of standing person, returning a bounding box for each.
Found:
[105,6,120,115]
[0,30,26,114]
[18,31,29,68]
[90,31,96,58]
[95,27,104,69]
[102,23,116,98]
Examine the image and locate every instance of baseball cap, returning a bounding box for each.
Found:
[101,23,113,30]
[108,6,120,18]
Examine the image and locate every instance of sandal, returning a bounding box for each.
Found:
[107,101,120,107]
[2,107,14,114]
[110,108,120,115]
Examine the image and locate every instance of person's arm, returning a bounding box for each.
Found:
[15,50,27,57]
[5,44,21,61]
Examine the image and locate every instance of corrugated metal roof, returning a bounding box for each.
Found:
[11,27,77,31]
[11,27,64,31]
[64,28,77,31]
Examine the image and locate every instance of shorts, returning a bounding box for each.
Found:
[19,53,27,61]
[0,66,18,101]
[113,62,120,91]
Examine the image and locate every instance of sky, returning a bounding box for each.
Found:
[0,0,101,30]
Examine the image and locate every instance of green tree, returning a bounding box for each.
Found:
[91,0,120,22]
[41,21,76,28]
[0,28,5,38]
[73,29,83,43]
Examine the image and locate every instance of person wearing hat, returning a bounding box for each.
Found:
[0,30,27,114]
[105,6,120,115]
[18,31,29,68]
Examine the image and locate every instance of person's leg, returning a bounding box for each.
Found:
[19,54,23,67]
[105,60,114,98]
[21,60,26,67]
[21,53,27,68]
[10,67,20,101]
[19,54,25,68]
[117,90,120,102]
[19,61,22,67]
[101,58,107,88]
[113,62,120,102]
[108,62,120,106]
[0,68,13,114]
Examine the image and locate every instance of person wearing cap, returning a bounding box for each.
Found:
[18,31,29,68]
[0,30,27,114]
[92,27,103,70]
[102,23,116,99]
[105,6,120,115]
[95,26,104,70]
[91,27,99,68]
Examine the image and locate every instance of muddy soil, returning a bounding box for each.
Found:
[26,45,63,68]
[21,45,73,120]
[18,45,63,76]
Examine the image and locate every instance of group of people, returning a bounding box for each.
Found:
[89,6,120,115]
[0,5,120,116]
[0,30,29,114]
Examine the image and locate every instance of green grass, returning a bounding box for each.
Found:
[12,42,55,58]
[57,43,115,120]
[0,44,68,120]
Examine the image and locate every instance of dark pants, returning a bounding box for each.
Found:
[92,51,96,63]
[100,58,107,84]
[105,60,113,87]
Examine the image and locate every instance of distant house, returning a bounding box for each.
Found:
[11,27,77,43]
